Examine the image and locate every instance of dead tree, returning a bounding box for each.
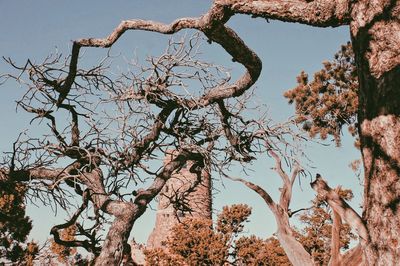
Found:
[0,16,270,264]
[211,1,399,264]
[311,174,368,266]
[230,146,315,266]
[2,1,398,264]
[68,1,399,263]
[75,3,399,261]
[231,149,368,266]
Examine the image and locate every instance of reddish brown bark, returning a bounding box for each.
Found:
[329,210,342,266]
[219,0,400,264]
[5,1,399,264]
[350,1,400,264]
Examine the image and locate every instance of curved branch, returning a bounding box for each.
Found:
[230,175,314,266]
[219,0,351,27]
[77,18,200,47]
[227,175,278,213]
[122,103,178,169]
[217,100,254,161]
[67,5,261,110]
[133,150,204,207]
[311,174,369,244]
[268,148,299,211]
[0,166,73,183]
[50,189,100,254]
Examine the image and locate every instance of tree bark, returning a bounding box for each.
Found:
[244,180,314,266]
[94,204,138,266]
[311,175,368,245]
[8,0,399,264]
[275,211,314,266]
[220,0,400,264]
[341,245,364,266]
[232,154,314,266]
[350,1,400,264]
[311,175,366,265]
[328,210,341,266]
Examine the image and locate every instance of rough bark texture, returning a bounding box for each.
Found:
[329,210,341,266]
[239,178,314,266]
[311,175,368,245]
[5,0,399,264]
[341,245,364,266]
[350,1,400,264]
[311,175,366,265]
[73,0,398,262]
[218,0,400,264]
[147,151,212,249]
[94,204,136,265]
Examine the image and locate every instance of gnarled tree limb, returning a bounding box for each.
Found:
[310,174,368,244]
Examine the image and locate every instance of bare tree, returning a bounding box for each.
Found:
[0,28,266,265]
[95,2,399,262]
[229,144,315,266]
[1,1,398,264]
[0,16,288,265]
[231,148,369,266]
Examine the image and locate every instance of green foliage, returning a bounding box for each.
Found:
[0,183,38,265]
[284,42,358,146]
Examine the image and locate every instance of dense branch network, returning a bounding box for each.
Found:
[3,0,390,264]
[0,3,271,264]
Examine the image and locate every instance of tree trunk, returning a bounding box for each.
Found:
[95,203,144,266]
[275,219,314,266]
[94,206,138,266]
[341,245,364,266]
[267,205,316,266]
[357,65,400,265]
[328,210,341,266]
[350,1,400,264]
[233,174,314,266]
[219,0,400,262]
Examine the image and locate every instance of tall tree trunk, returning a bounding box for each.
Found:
[357,63,400,265]
[94,205,138,266]
[218,0,400,262]
[350,1,400,264]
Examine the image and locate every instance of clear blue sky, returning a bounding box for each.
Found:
[0,0,362,245]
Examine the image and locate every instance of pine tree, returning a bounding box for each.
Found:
[284,43,358,147]
[0,183,38,265]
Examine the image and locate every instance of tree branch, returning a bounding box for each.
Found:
[311,174,369,244]
[227,175,278,213]
[50,189,100,254]
[219,0,350,27]
[329,210,342,266]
